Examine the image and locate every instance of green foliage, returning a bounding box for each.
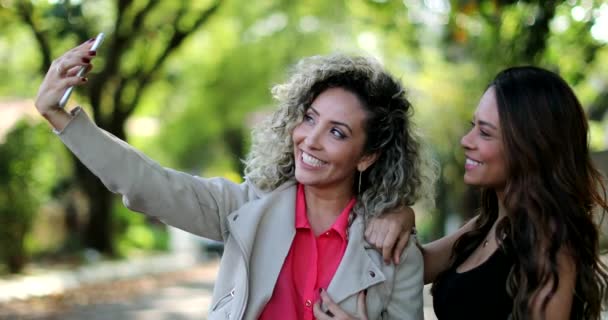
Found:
[0,120,64,273]
[2,0,227,255]
[2,0,608,263]
[153,0,346,173]
[112,199,168,257]
[0,27,41,96]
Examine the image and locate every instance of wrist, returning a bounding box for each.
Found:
[42,107,73,131]
[41,106,64,118]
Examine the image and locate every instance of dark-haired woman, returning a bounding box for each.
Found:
[320,66,608,320]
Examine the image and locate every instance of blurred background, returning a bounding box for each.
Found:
[1,0,608,318]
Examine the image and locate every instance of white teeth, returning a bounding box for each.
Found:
[466,158,482,166]
[302,152,326,167]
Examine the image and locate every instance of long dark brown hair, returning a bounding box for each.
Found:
[440,66,608,319]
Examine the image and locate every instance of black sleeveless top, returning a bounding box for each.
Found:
[432,248,514,320]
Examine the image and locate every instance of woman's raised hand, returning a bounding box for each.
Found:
[313,289,368,320]
[35,38,98,129]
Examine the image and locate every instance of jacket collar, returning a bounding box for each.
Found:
[227,181,386,315]
[327,216,386,304]
[227,182,298,318]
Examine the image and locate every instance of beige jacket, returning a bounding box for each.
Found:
[57,108,424,320]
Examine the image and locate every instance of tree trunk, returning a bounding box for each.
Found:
[224,127,246,175]
[432,174,448,240]
[69,121,127,256]
[73,159,115,255]
[7,253,25,274]
[7,223,27,273]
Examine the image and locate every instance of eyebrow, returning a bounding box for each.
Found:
[478,119,498,130]
[309,107,353,134]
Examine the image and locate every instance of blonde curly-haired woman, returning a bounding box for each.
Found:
[34,40,436,320]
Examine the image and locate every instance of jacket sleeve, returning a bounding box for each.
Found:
[385,237,425,320]
[56,107,259,241]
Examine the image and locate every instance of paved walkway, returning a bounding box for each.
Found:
[57,261,219,320]
[0,255,437,319]
[32,262,437,320]
[60,277,437,320]
[0,252,203,303]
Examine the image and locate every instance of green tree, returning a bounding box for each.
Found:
[8,0,221,255]
[0,121,63,273]
[361,0,608,238]
[155,0,347,174]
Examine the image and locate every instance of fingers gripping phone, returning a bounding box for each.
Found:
[58,32,105,108]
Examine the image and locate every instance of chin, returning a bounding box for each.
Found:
[463,175,480,187]
[294,173,313,186]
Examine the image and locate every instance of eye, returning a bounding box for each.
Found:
[470,120,490,138]
[330,128,346,139]
[303,113,314,124]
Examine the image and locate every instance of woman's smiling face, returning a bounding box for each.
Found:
[461,87,508,193]
[292,87,377,193]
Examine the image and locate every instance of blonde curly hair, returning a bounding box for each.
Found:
[244,54,437,217]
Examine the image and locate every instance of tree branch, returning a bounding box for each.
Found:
[15,1,53,74]
[121,1,221,117]
[588,90,608,121]
[89,0,160,119]
[521,1,557,63]
[130,0,160,35]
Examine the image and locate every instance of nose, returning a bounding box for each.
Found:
[461,129,474,150]
[303,127,322,150]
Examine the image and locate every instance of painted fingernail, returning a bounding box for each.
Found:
[81,77,88,82]
[82,57,90,63]
[89,51,97,56]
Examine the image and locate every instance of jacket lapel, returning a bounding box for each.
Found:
[227,182,297,318]
[327,216,386,304]
[227,182,386,317]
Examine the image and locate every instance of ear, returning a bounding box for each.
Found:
[357,152,380,172]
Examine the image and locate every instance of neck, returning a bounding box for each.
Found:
[497,200,508,220]
[303,184,353,235]
[495,189,507,220]
[304,184,353,217]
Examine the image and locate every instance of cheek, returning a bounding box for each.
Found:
[336,147,363,169]
[486,150,507,178]
[292,125,304,144]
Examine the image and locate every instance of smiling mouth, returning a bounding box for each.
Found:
[465,158,483,167]
[302,151,327,167]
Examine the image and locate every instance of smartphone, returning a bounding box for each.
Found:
[58,32,105,108]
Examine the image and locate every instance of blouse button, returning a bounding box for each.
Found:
[369,270,376,278]
[305,299,312,308]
